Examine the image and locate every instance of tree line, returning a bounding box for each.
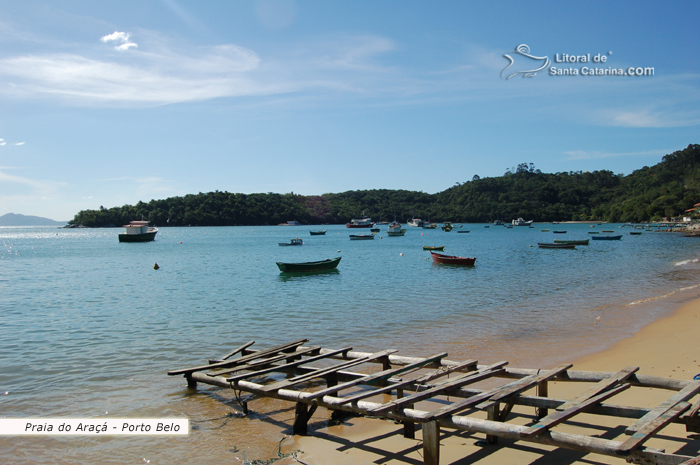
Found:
[70,144,700,227]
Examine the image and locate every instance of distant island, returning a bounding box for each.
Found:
[69,144,700,227]
[0,213,67,226]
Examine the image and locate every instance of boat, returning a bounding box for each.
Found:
[554,239,589,245]
[309,230,326,236]
[552,230,567,234]
[387,222,406,236]
[630,231,643,235]
[407,218,425,227]
[346,216,374,228]
[602,230,615,233]
[493,220,504,225]
[591,235,622,241]
[541,229,550,232]
[430,252,476,266]
[589,231,600,234]
[349,235,374,240]
[118,221,158,243]
[423,246,445,251]
[422,222,437,229]
[276,257,341,273]
[512,218,533,226]
[279,220,301,226]
[441,222,454,232]
[279,237,303,246]
[370,227,380,233]
[457,230,470,233]
[538,242,576,249]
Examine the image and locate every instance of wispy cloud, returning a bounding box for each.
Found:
[599,108,700,128]
[100,31,137,51]
[564,149,671,161]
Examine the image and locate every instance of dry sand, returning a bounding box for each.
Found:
[285,298,700,464]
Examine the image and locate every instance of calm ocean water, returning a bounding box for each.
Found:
[2,223,700,463]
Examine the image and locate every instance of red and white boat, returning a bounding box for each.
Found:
[430,251,476,266]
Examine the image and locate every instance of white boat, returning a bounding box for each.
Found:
[407,218,424,227]
[118,221,158,242]
[512,218,533,226]
[346,212,374,228]
[387,222,407,236]
[421,222,437,229]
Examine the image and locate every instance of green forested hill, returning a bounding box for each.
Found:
[70,144,700,227]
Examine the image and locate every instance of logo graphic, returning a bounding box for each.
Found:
[501,44,550,80]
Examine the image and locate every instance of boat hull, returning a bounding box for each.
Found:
[349,235,374,240]
[591,235,622,240]
[554,239,589,245]
[276,257,341,272]
[387,229,406,236]
[538,242,575,249]
[118,231,157,242]
[309,230,326,235]
[423,246,445,251]
[430,252,476,266]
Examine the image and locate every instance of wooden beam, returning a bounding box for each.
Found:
[219,340,256,361]
[520,383,630,438]
[618,402,691,454]
[476,364,573,410]
[557,366,638,411]
[168,338,309,376]
[208,346,321,377]
[626,381,700,435]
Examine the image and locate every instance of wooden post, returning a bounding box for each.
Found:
[537,380,549,419]
[185,374,197,389]
[487,403,500,444]
[293,402,317,436]
[397,388,416,439]
[422,420,440,465]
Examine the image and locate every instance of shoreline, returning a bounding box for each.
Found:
[288,295,700,464]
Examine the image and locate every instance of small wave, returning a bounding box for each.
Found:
[626,282,700,306]
[674,258,700,267]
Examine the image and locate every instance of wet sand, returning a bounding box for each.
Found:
[286,297,700,464]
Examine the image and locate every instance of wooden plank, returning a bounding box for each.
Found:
[261,349,397,392]
[557,366,638,411]
[422,421,440,465]
[168,338,309,375]
[476,364,573,410]
[365,362,508,416]
[208,346,321,377]
[618,402,691,453]
[520,383,630,438]
[224,347,350,382]
[331,359,482,406]
[626,381,700,435]
[220,340,256,361]
[305,352,451,400]
[679,456,700,465]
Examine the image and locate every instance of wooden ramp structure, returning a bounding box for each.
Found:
[168,339,700,465]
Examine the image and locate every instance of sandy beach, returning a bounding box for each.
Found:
[285,297,700,464]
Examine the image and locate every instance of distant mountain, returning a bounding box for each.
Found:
[0,213,67,226]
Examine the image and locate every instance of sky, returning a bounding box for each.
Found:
[0,1,698,221]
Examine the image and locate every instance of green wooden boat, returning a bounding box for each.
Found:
[554,239,589,245]
[309,230,327,236]
[423,246,445,251]
[276,257,341,272]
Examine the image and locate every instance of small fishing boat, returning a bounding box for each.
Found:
[370,227,380,233]
[588,231,600,234]
[423,246,445,251]
[118,221,158,243]
[441,222,454,232]
[346,213,374,228]
[630,231,643,235]
[422,222,438,229]
[512,218,533,226]
[552,230,567,234]
[349,235,374,240]
[554,239,589,245]
[430,252,476,266]
[407,218,425,227]
[279,237,303,246]
[484,225,490,228]
[309,230,326,236]
[602,230,615,233]
[541,229,550,232]
[276,257,341,272]
[387,222,406,236]
[592,235,622,241]
[457,230,470,233]
[538,242,575,249]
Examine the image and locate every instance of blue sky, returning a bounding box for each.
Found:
[0,1,698,221]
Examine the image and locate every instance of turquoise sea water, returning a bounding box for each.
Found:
[2,224,700,463]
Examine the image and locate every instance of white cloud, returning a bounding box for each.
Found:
[115,43,138,51]
[14,142,25,146]
[100,31,131,43]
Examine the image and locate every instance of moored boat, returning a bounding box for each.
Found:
[630,231,643,235]
[538,242,576,249]
[309,230,326,236]
[591,234,622,241]
[118,221,158,243]
[552,230,567,234]
[387,222,406,236]
[407,218,425,227]
[276,257,341,272]
[346,217,374,228]
[441,222,454,232]
[423,246,445,251]
[279,237,303,246]
[554,239,589,245]
[430,252,476,266]
[512,218,533,226]
[457,230,470,233]
[349,234,374,240]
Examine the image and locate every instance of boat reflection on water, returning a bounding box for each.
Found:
[277,268,340,282]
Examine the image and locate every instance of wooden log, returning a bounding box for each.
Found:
[208,346,321,377]
[627,381,700,435]
[261,349,398,392]
[520,383,630,438]
[557,366,638,411]
[219,340,256,361]
[168,338,309,376]
[422,421,440,465]
[366,362,508,417]
[224,346,350,382]
[305,352,449,400]
[618,402,691,453]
